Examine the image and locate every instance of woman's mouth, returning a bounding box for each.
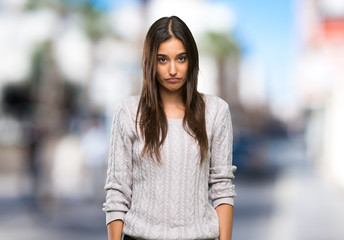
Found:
[166,78,180,83]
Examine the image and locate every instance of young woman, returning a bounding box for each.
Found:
[103,16,237,240]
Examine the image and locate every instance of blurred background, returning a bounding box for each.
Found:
[0,0,344,239]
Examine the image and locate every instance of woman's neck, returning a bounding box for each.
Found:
[159,87,185,119]
[159,87,183,106]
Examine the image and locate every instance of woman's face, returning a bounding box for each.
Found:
[156,38,188,94]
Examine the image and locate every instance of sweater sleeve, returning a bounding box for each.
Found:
[208,101,237,208]
[102,103,133,225]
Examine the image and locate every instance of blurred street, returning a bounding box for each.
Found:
[0,198,107,240]
[1,134,344,240]
[233,135,344,240]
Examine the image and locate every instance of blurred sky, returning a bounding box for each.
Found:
[223,0,296,112]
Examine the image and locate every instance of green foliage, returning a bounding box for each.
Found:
[78,2,112,41]
[24,0,64,12]
[24,0,88,11]
[24,0,114,42]
[201,31,240,60]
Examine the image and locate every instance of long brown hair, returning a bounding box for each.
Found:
[136,16,208,164]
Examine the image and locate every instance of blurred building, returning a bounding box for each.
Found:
[295,0,344,189]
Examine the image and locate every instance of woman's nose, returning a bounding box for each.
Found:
[169,62,177,76]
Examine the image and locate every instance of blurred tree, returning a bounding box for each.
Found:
[1,41,78,131]
[201,32,272,131]
[24,0,113,42]
[31,41,74,134]
[24,0,66,14]
[201,31,240,105]
[200,31,245,132]
[1,40,79,210]
[75,2,119,112]
[25,0,113,38]
[78,2,113,42]
[24,0,116,113]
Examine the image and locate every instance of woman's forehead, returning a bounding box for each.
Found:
[157,38,186,54]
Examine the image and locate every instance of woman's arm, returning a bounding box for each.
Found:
[103,102,133,236]
[107,220,123,240]
[208,99,237,240]
[216,204,234,240]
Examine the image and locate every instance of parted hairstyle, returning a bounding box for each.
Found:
[136,16,208,164]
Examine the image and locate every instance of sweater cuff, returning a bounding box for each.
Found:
[213,197,234,209]
[106,211,125,225]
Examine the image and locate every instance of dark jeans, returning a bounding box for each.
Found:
[123,235,136,240]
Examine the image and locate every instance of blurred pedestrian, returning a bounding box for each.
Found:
[103,16,237,240]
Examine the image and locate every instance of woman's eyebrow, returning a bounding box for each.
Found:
[157,52,187,57]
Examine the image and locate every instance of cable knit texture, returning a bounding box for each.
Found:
[103,94,237,240]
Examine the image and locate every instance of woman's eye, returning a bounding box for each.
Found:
[178,56,186,62]
[158,58,167,63]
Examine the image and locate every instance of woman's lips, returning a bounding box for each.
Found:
[166,78,180,83]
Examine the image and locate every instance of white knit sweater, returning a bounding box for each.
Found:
[103,94,236,240]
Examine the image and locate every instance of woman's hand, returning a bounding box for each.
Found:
[107,220,123,240]
[215,204,234,240]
